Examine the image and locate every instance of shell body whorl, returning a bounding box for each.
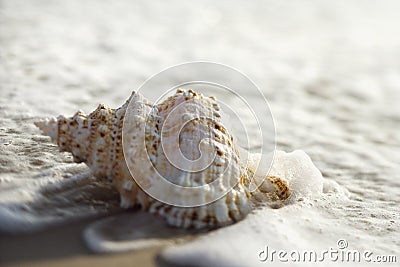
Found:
[122,89,252,228]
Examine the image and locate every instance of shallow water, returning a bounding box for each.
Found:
[1,0,399,266]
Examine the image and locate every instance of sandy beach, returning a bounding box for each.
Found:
[1,0,399,266]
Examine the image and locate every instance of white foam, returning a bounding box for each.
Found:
[247,150,325,201]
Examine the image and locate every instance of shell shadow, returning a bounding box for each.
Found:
[83,211,211,254]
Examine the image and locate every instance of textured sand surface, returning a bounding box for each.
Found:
[1,0,399,266]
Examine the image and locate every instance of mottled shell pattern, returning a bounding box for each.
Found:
[35,89,290,229]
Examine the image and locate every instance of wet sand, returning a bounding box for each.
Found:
[0,216,159,267]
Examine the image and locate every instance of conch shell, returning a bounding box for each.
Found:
[35,89,290,228]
